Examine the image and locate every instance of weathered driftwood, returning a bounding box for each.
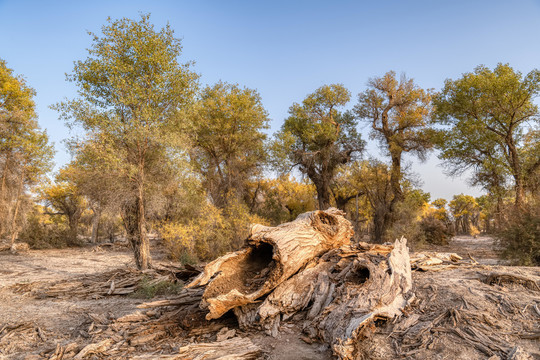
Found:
[483,271,540,291]
[231,237,413,359]
[187,208,354,320]
[181,208,414,359]
[137,287,204,309]
[0,241,29,253]
[132,337,262,360]
[309,237,412,359]
[26,265,186,299]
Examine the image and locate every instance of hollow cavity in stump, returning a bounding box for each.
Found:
[187,208,354,320]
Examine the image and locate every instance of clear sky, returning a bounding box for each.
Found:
[1,0,540,200]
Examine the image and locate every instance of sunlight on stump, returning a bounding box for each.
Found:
[183,209,414,359]
[312,237,412,359]
[186,208,354,320]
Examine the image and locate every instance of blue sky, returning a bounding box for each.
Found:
[1,0,540,200]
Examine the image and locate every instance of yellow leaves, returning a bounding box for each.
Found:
[160,197,268,262]
[420,202,449,223]
[356,71,433,155]
[449,194,478,218]
[38,180,86,217]
[0,58,36,115]
[250,175,316,224]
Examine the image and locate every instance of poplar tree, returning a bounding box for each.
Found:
[187,82,269,208]
[434,64,540,207]
[273,84,364,209]
[355,71,433,240]
[54,15,198,269]
[0,59,54,247]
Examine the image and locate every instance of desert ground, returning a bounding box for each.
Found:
[0,236,538,360]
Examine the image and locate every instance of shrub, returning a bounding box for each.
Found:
[419,215,454,245]
[18,207,81,248]
[133,275,183,299]
[385,189,429,246]
[160,198,268,263]
[498,204,540,266]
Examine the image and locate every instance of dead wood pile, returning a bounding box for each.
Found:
[0,241,29,253]
[10,263,198,299]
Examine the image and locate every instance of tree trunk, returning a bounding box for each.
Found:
[9,171,24,248]
[308,238,412,359]
[507,138,523,207]
[0,152,11,201]
[0,152,11,237]
[513,173,524,208]
[187,208,354,320]
[372,206,387,243]
[67,212,80,245]
[390,152,404,204]
[147,209,413,360]
[232,239,412,358]
[121,193,151,270]
[90,204,102,244]
[133,337,262,360]
[136,184,150,270]
[495,195,503,231]
[315,179,332,210]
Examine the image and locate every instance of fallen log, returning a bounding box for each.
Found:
[187,208,354,320]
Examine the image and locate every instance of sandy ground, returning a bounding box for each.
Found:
[416,235,503,265]
[0,235,533,359]
[0,247,143,356]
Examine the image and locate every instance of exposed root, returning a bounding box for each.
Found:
[484,272,540,291]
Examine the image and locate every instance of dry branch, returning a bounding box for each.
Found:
[131,337,262,360]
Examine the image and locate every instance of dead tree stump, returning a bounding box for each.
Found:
[187,208,354,320]
[183,208,413,359]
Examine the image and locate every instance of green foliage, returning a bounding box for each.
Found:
[53,14,199,269]
[18,205,78,248]
[355,71,434,162]
[341,160,435,244]
[350,160,392,240]
[434,63,540,206]
[39,180,86,242]
[419,215,454,245]
[449,194,480,235]
[431,198,447,210]
[273,84,364,209]
[499,202,540,266]
[386,188,431,245]
[249,175,317,225]
[0,58,36,117]
[133,275,183,299]
[0,59,54,243]
[354,72,434,241]
[187,81,269,207]
[522,127,540,195]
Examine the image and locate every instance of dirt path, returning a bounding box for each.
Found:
[0,247,134,286]
[418,235,502,265]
